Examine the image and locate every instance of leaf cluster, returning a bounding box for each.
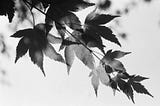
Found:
[0,0,153,103]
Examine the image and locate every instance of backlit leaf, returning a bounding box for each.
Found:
[65,45,75,74]
[44,43,65,63]
[74,45,95,70]
[47,34,62,44]
[132,75,149,82]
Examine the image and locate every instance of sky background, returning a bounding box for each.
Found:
[0,0,160,106]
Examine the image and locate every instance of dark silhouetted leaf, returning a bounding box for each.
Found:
[105,65,113,73]
[44,43,65,63]
[131,82,153,97]
[65,45,75,74]
[111,50,131,59]
[29,48,45,76]
[95,26,121,46]
[74,45,95,70]
[85,12,119,25]
[11,29,33,38]
[132,75,149,82]
[0,0,15,22]
[15,37,29,63]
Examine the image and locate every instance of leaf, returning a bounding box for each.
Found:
[15,37,29,63]
[85,12,119,25]
[111,50,131,59]
[44,43,65,63]
[47,34,62,44]
[0,0,15,22]
[117,79,135,103]
[105,65,113,73]
[94,26,121,46]
[109,59,126,72]
[63,12,82,30]
[97,64,110,86]
[11,29,33,38]
[131,82,153,97]
[65,45,75,74]
[90,70,99,96]
[132,75,149,82]
[74,45,95,70]
[29,47,45,76]
[82,29,105,54]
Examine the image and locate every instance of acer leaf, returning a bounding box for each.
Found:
[90,70,99,96]
[131,82,153,97]
[11,29,33,38]
[74,45,95,70]
[0,0,15,22]
[111,50,131,59]
[109,79,119,95]
[65,45,75,74]
[117,79,135,103]
[47,34,62,44]
[82,29,105,54]
[132,75,149,82]
[93,26,121,46]
[15,37,29,63]
[105,65,113,73]
[44,43,65,63]
[97,64,110,86]
[62,12,82,30]
[29,47,45,76]
[85,12,119,25]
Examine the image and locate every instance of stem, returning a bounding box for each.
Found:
[23,0,104,63]
[23,1,35,26]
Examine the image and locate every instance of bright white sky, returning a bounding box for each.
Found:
[0,0,160,106]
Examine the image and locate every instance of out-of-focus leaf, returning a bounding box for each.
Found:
[74,45,95,70]
[29,47,45,76]
[0,0,15,22]
[15,37,29,63]
[47,34,62,44]
[65,45,75,74]
[44,43,65,63]
[97,0,111,10]
[131,82,153,97]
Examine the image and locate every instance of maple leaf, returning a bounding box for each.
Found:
[102,50,130,73]
[64,45,75,74]
[131,82,153,97]
[11,23,65,76]
[90,63,110,96]
[85,12,119,25]
[117,78,135,103]
[131,75,149,82]
[83,9,121,48]
[0,0,15,22]
[74,45,95,70]
[45,0,94,34]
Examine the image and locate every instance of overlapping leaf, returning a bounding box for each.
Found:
[90,63,110,96]
[11,23,65,76]
[102,50,130,73]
